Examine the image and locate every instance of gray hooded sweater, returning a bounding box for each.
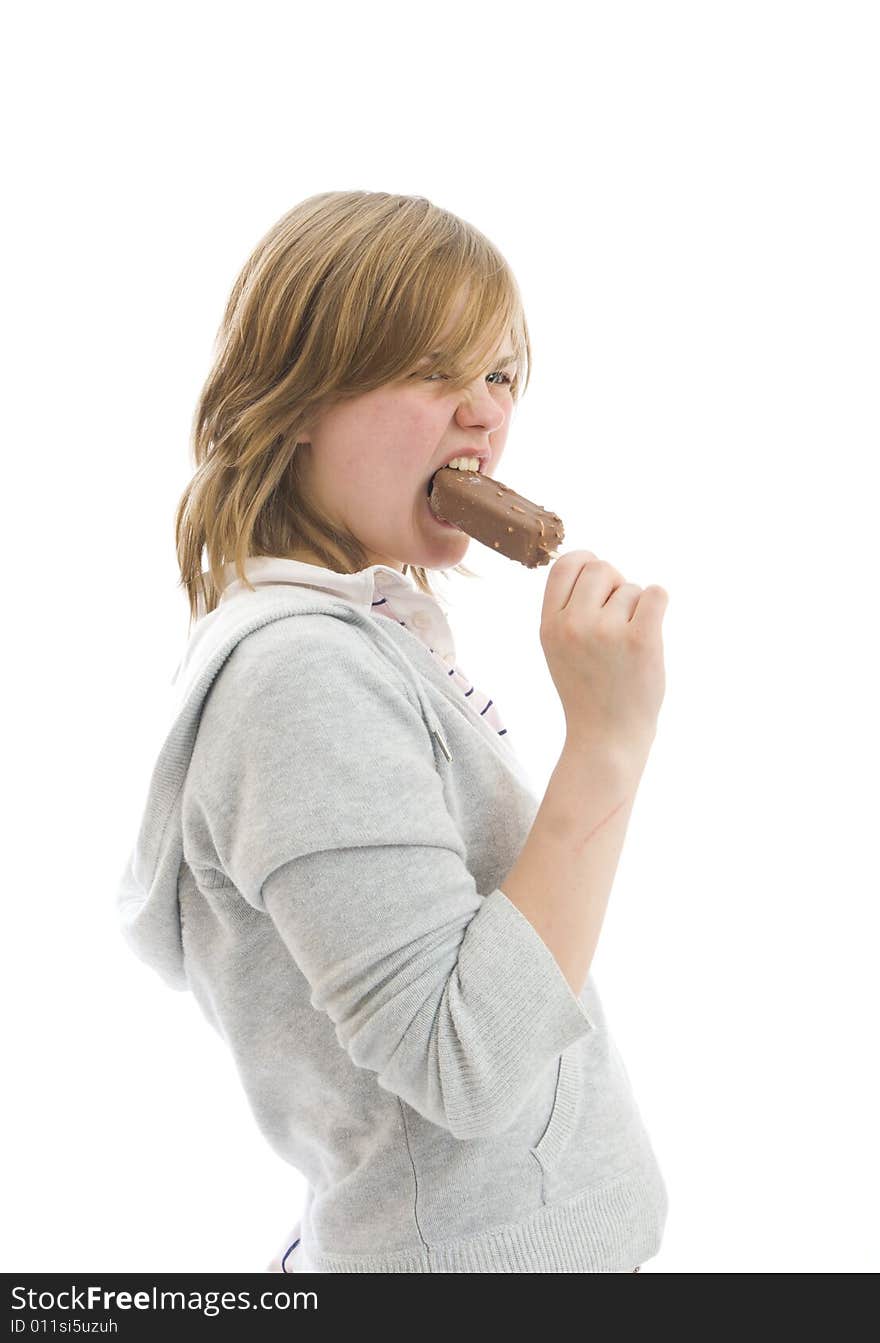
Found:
[115,580,669,1273]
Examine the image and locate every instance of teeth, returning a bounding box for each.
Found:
[428,456,483,499]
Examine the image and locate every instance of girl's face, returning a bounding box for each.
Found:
[294,320,517,572]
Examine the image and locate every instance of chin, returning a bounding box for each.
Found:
[415,532,470,567]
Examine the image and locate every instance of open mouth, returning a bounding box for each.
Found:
[426,457,484,498]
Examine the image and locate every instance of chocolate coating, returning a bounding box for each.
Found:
[428,467,564,568]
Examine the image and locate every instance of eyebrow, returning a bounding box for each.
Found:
[423,349,518,365]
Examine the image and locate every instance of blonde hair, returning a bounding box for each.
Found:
[174,191,532,630]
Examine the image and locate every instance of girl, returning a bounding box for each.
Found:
[116,190,669,1273]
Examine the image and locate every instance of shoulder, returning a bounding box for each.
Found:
[226,608,375,665]
[200,610,421,735]
[186,608,440,855]
[183,611,460,899]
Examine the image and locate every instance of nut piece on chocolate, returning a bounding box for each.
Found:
[428,467,564,568]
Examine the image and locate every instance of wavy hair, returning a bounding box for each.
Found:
[174,191,532,629]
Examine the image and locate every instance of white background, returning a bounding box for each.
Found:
[3,0,878,1274]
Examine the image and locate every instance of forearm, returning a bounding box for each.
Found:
[499,743,644,997]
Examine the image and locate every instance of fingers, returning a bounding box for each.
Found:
[605,581,644,620]
[544,550,668,624]
[630,584,669,627]
[543,549,599,612]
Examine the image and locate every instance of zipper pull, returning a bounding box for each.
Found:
[431,725,453,762]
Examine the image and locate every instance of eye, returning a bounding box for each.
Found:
[419,371,514,386]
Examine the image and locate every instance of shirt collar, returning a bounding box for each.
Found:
[216,556,457,663]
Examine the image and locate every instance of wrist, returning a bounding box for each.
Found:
[560,732,650,784]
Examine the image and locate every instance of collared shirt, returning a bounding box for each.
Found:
[215,556,509,738]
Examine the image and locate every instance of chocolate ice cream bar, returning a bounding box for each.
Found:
[428,467,564,568]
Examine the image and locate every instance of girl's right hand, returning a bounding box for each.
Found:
[539,550,669,768]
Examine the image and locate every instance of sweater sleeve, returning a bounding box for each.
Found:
[186,616,595,1140]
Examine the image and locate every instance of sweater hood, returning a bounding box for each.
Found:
[114,585,455,992]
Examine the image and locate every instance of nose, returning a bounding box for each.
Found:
[455,379,507,433]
